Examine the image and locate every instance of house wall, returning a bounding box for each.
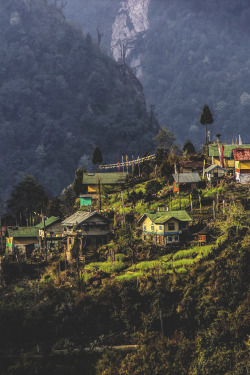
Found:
[142,217,183,236]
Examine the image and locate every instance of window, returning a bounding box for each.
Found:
[159,225,163,231]
[168,222,175,231]
[143,225,146,231]
[175,235,179,242]
[168,236,172,242]
[151,225,155,231]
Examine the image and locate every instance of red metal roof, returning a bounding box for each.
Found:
[233,148,250,161]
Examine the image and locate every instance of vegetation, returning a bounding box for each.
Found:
[0,0,159,197]
[0,174,249,374]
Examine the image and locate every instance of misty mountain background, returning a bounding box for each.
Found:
[65,0,250,146]
[0,0,158,199]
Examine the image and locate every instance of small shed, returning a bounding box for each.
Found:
[204,165,227,182]
[172,172,201,191]
[79,194,92,207]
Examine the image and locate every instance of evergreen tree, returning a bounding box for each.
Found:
[92,146,103,166]
[7,175,48,225]
[183,140,196,155]
[153,126,176,154]
[200,104,213,144]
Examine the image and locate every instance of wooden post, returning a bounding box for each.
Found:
[121,191,125,226]
[43,216,47,261]
[98,179,102,211]
[213,200,216,219]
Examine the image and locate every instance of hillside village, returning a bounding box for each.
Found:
[1,139,249,266]
[0,136,249,374]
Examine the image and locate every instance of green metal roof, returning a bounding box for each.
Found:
[139,210,192,224]
[83,172,128,185]
[7,227,39,238]
[208,144,250,158]
[35,216,60,229]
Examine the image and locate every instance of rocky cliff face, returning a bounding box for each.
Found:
[64,0,250,147]
[111,0,150,77]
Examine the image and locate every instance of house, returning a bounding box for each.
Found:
[233,148,250,183]
[35,216,65,251]
[208,143,250,169]
[6,227,39,255]
[82,172,128,193]
[61,211,110,260]
[179,160,204,174]
[138,210,192,245]
[204,164,227,182]
[172,173,202,192]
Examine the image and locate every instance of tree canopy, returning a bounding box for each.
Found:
[7,175,48,225]
[200,104,214,144]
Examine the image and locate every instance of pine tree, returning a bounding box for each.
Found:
[92,146,103,167]
[183,140,196,155]
[200,104,213,144]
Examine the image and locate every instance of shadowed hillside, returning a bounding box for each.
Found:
[0,0,158,197]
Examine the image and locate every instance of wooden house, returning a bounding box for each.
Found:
[233,148,250,183]
[204,164,227,182]
[208,143,250,169]
[6,227,39,255]
[82,172,128,193]
[35,216,65,251]
[179,160,204,174]
[138,210,192,245]
[172,173,202,191]
[62,211,110,260]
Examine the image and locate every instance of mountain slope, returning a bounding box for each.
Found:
[0,0,158,197]
[65,0,250,146]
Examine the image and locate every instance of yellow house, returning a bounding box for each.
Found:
[6,227,39,254]
[138,210,192,245]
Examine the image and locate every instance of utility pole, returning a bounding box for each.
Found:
[43,215,47,261]
[98,179,102,211]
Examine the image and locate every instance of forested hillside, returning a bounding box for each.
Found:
[65,0,250,146]
[0,0,158,197]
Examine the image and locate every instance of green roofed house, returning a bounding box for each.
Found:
[208,143,250,169]
[138,210,192,246]
[83,172,128,193]
[6,227,39,255]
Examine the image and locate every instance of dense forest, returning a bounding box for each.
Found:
[0,0,158,197]
[65,0,250,146]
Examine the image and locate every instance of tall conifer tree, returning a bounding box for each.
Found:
[200,104,213,144]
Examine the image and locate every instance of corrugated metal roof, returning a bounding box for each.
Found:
[83,172,128,185]
[233,148,250,161]
[209,144,250,158]
[7,227,39,238]
[204,164,227,173]
[35,216,60,229]
[139,210,192,224]
[62,211,108,226]
[172,173,201,183]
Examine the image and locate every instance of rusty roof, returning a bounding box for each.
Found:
[233,148,250,161]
